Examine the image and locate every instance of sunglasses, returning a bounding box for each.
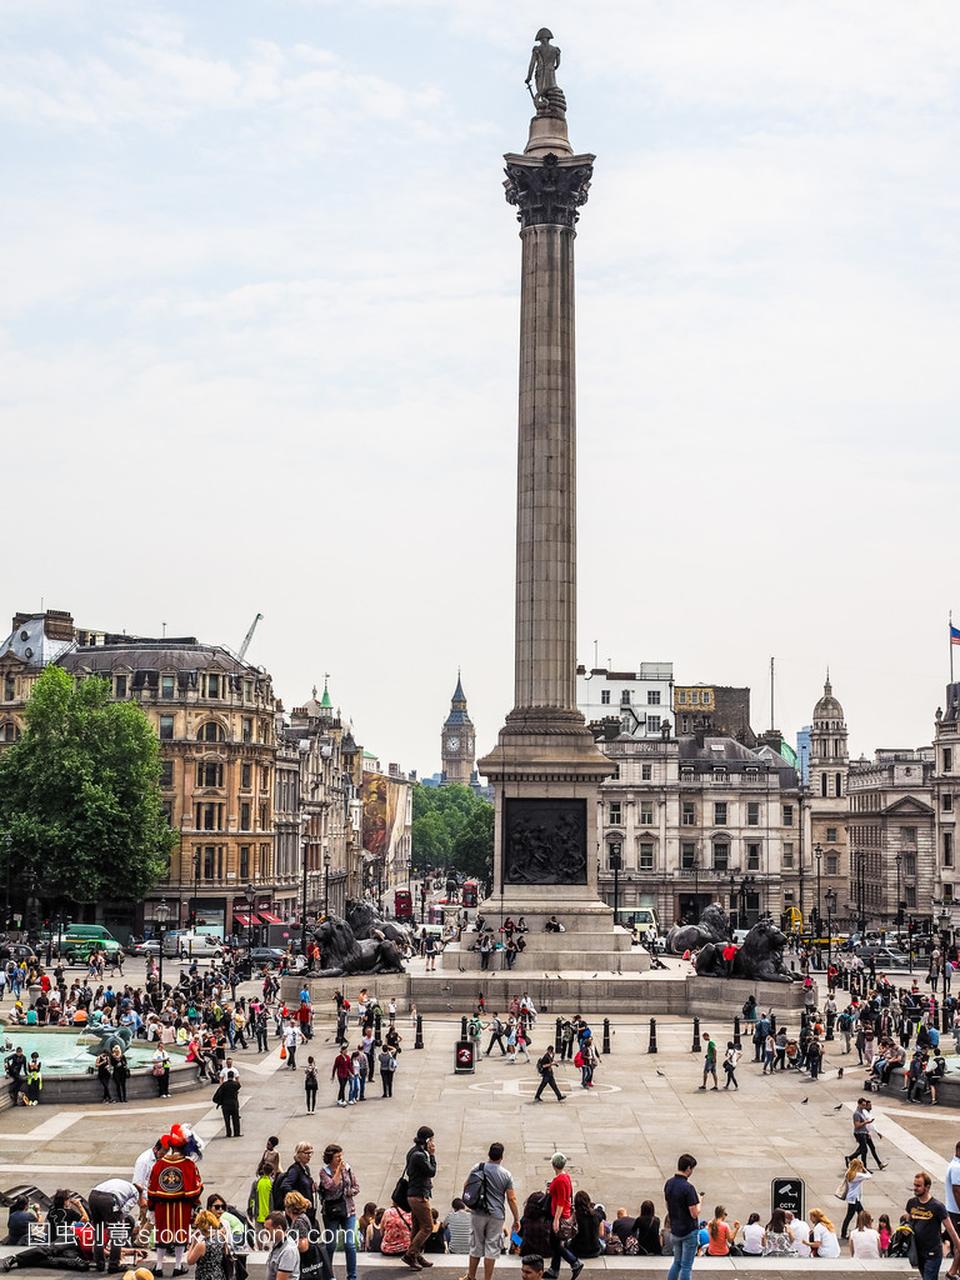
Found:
[211,1204,226,1211]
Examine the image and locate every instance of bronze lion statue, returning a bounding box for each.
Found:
[666,902,731,954]
[310,915,405,977]
[694,915,798,982]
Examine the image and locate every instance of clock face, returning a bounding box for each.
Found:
[447,736,461,752]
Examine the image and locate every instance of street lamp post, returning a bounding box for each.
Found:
[300,840,309,957]
[692,854,700,919]
[857,852,866,935]
[610,848,622,923]
[895,853,903,945]
[156,898,169,999]
[814,843,823,937]
[324,848,331,920]
[825,887,837,973]
[2,832,11,932]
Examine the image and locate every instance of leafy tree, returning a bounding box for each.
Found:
[0,666,175,911]
[411,782,492,880]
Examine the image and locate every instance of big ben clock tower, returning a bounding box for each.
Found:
[441,673,476,786]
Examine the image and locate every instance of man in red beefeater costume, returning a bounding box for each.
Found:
[148,1123,204,1277]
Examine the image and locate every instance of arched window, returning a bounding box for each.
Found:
[820,772,828,798]
[835,772,842,797]
[0,721,19,742]
[197,721,225,743]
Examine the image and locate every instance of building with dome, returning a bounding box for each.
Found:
[804,674,850,930]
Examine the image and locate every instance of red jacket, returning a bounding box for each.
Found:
[332,1053,352,1080]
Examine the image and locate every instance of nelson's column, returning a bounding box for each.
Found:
[470,31,646,974]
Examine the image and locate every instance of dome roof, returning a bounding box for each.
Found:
[813,674,844,723]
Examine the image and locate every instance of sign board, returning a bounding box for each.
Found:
[454,1041,476,1075]
[771,1177,804,1220]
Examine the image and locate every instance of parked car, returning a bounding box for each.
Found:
[126,939,161,957]
[855,944,911,968]
[248,946,287,967]
[0,942,38,962]
[163,931,224,960]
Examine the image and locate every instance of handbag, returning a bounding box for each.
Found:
[557,1216,576,1244]
[392,1173,410,1211]
[833,1177,849,1202]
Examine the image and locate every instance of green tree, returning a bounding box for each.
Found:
[411,781,493,880]
[0,665,175,909]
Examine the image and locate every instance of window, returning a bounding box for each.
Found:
[681,766,694,781]
[901,827,917,844]
[747,842,761,870]
[203,845,215,880]
[197,802,222,832]
[160,760,174,788]
[691,691,700,705]
[2,675,14,701]
[161,800,174,826]
[902,852,916,876]
[747,802,760,826]
[821,773,828,798]
[608,802,622,825]
[826,853,839,875]
[206,674,220,699]
[198,722,224,743]
[611,765,620,781]
[159,715,174,740]
[641,764,652,781]
[682,801,696,826]
[260,767,269,792]
[681,843,696,869]
[712,767,726,782]
[620,690,631,705]
[826,827,838,843]
[242,717,253,744]
[714,801,727,825]
[114,674,127,699]
[241,763,252,790]
[0,722,19,742]
[196,761,223,788]
[783,841,794,868]
[647,715,661,733]
[945,832,954,868]
[240,802,251,831]
[647,690,661,706]
[258,803,267,830]
[240,845,250,879]
[639,842,654,870]
[745,766,759,780]
[161,675,175,699]
[713,842,729,871]
[906,884,917,908]
[945,748,954,773]
[243,679,253,703]
[600,689,611,705]
[783,804,794,827]
[640,801,654,825]
[835,772,843,797]
[943,793,954,813]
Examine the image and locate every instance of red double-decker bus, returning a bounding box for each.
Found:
[462,880,479,908]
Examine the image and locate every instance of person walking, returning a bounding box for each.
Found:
[304,1056,319,1114]
[402,1125,438,1270]
[722,1041,740,1090]
[534,1046,566,1103]
[905,1169,960,1279]
[332,1046,353,1107]
[282,1021,301,1070]
[460,1141,520,1280]
[839,1158,871,1239]
[846,1098,886,1171]
[380,1044,398,1098]
[543,1152,580,1279]
[698,1033,718,1091]
[663,1154,700,1280]
[485,1014,507,1057]
[212,1069,242,1137]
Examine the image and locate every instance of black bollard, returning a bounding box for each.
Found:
[800,1010,809,1035]
[690,1015,701,1053]
[648,1017,658,1054]
[769,1013,777,1037]
[555,1017,563,1053]
[733,1015,741,1050]
[374,1012,382,1047]
[414,1014,424,1050]
[602,1017,612,1055]
[461,1015,468,1040]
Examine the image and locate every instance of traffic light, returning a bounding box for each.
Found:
[897,902,906,926]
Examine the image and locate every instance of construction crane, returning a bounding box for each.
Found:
[238,612,263,661]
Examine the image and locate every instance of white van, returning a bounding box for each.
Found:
[163,931,223,959]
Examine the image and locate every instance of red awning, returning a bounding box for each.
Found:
[255,910,282,925]
[233,913,253,927]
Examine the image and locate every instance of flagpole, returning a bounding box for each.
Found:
[952,611,955,685]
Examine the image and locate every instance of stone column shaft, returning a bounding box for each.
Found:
[514,222,577,712]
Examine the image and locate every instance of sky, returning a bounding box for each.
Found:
[3,0,960,776]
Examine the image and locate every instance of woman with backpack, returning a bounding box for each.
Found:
[303,1056,319,1114]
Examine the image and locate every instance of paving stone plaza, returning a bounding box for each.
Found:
[0,964,951,1275]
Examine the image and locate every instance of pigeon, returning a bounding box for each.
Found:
[838,1067,844,1078]
[656,1069,665,1077]
[801,1097,809,1104]
[833,1103,844,1111]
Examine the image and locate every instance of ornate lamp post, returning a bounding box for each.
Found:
[609,847,622,923]
[825,887,837,972]
[323,847,331,920]
[156,898,170,997]
[814,842,823,936]
[895,853,903,944]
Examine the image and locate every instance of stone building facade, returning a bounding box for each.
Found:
[577,662,674,739]
[803,677,850,930]
[595,730,798,930]
[933,684,960,932]
[847,748,935,929]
